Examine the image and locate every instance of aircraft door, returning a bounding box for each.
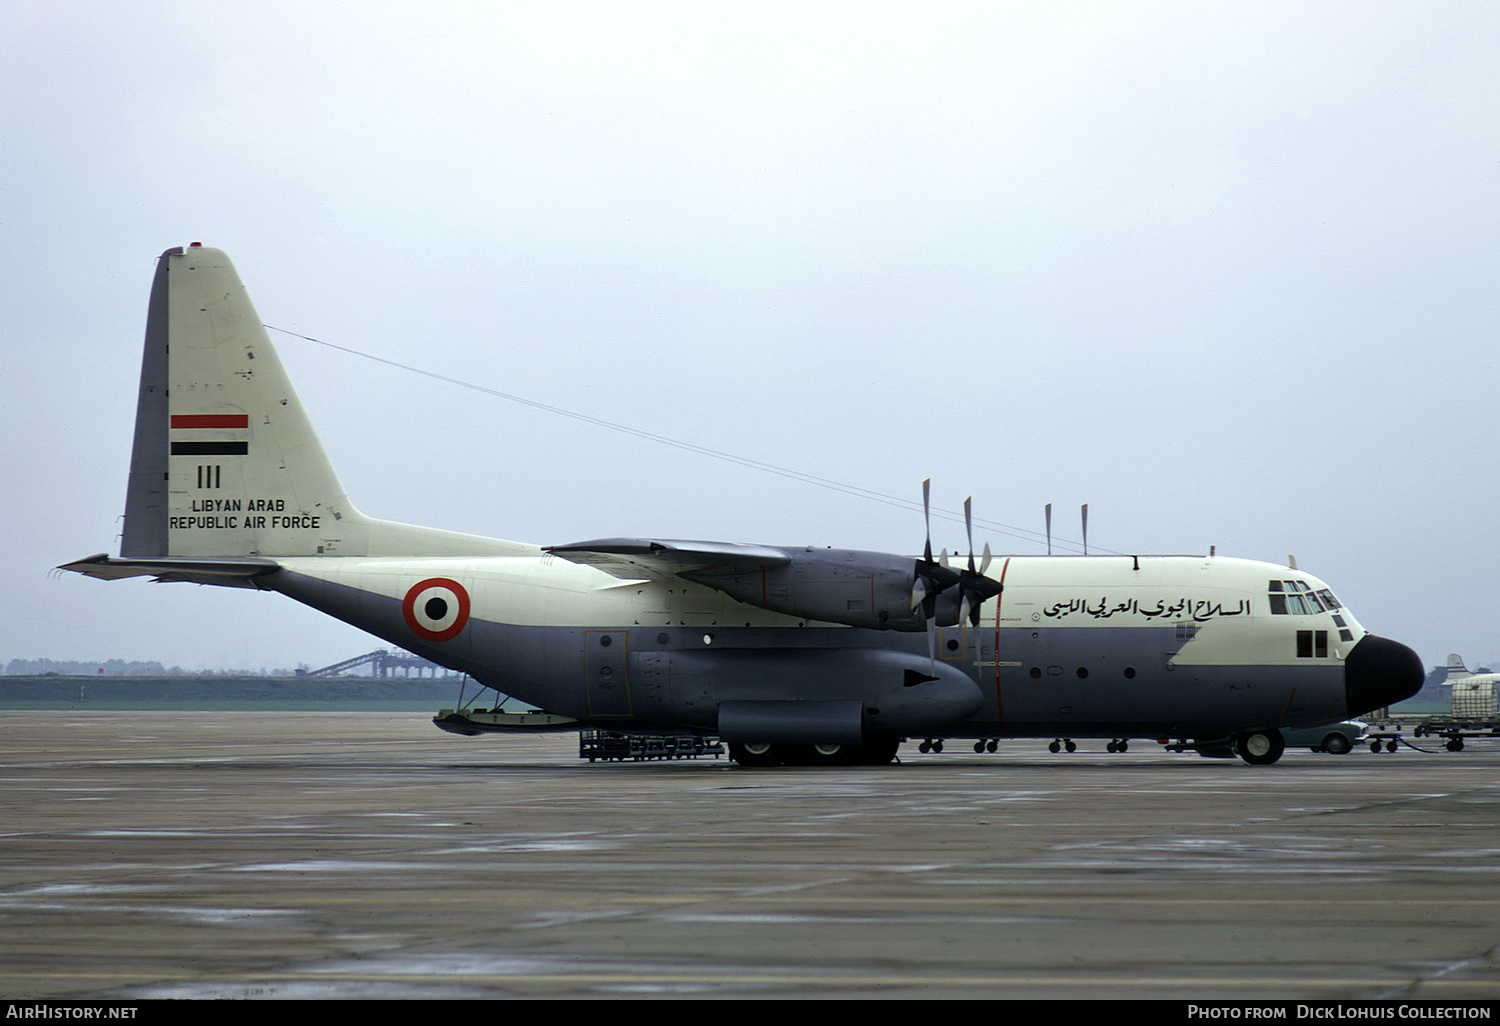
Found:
[584,630,632,717]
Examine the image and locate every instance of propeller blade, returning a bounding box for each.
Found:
[980,542,992,576]
[964,497,976,574]
[922,479,933,564]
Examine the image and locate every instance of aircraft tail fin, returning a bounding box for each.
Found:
[121,245,370,558]
[1445,653,1472,682]
[114,245,519,562]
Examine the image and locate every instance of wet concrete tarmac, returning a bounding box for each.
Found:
[2,711,1498,1000]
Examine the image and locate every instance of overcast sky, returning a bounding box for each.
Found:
[3,1,1496,674]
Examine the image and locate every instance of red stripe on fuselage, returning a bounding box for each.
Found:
[993,557,1012,727]
[171,414,249,429]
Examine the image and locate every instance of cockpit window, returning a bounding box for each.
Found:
[1269,580,1337,615]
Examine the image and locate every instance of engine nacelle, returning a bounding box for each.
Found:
[545,537,995,631]
[682,547,955,631]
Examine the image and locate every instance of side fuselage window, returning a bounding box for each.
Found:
[1296,630,1329,658]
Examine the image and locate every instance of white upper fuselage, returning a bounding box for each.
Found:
[278,550,1360,642]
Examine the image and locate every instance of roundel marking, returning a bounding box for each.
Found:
[402,578,471,642]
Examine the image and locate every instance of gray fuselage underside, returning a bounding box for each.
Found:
[269,568,1347,739]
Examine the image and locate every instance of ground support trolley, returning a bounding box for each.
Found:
[1411,716,1500,752]
[580,731,724,762]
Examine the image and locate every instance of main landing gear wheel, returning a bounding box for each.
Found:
[786,743,857,766]
[728,741,783,767]
[730,739,901,767]
[1235,729,1286,766]
[857,737,901,765]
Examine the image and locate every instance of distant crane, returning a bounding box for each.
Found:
[297,649,458,679]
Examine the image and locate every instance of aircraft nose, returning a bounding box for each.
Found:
[1345,634,1424,716]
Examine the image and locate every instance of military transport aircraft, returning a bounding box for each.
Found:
[1442,654,1499,713]
[60,245,1424,766]
[1444,654,1499,688]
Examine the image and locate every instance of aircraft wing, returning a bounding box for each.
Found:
[544,539,791,582]
[59,553,280,588]
[547,538,936,630]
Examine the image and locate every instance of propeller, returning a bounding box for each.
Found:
[910,479,959,624]
[957,497,1002,627]
[910,482,999,630]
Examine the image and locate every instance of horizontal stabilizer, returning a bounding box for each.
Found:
[59,553,278,588]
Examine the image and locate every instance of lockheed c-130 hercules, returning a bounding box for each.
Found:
[61,245,1424,767]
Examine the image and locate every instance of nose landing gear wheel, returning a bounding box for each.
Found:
[1234,730,1286,766]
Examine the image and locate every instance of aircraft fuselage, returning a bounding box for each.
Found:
[264,549,1402,743]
